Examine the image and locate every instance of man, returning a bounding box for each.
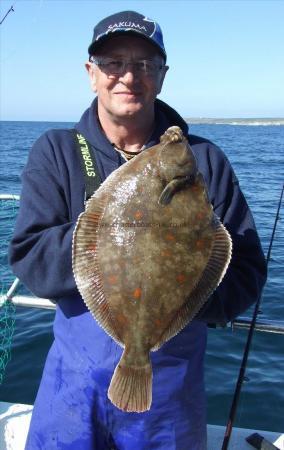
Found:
[9,10,266,450]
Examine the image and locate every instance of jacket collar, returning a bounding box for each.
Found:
[75,97,189,161]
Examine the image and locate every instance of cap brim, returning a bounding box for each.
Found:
[88,29,166,61]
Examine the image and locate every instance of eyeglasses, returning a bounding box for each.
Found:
[89,56,164,76]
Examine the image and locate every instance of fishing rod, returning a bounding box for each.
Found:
[221,182,284,450]
[0,5,14,25]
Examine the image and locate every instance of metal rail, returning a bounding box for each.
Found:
[1,294,284,334]
[232,317,284,335]
[0,194,20,201]
[1,194,284,334]
[0,295,56,310]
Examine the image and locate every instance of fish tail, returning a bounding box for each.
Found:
[108,352,152,413]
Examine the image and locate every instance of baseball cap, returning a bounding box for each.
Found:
[88,10,167,61]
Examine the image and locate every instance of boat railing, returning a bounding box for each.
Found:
[0,194,20,201]
[1,193,283,335]
[1,284,284,334]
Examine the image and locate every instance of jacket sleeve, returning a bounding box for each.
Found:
[8,132,79,300]
[196,143,267,325]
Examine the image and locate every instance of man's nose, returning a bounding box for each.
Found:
[118,64,140,83]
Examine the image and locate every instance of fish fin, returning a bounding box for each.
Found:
[159,176,195,205]
[158,180,177,205]
[152,219,232,350]
[72,197,122,345]
[108,350,152,413]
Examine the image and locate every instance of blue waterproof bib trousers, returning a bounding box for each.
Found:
[25,305,207,450]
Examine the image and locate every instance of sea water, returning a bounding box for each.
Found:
[0,119,283,432]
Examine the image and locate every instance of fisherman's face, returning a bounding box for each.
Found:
[85,35,168,121]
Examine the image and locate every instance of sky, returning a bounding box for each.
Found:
[0,0,284,121]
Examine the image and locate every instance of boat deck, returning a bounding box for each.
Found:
[0,402,283,449]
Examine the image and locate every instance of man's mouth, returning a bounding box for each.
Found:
[115,92,141,97]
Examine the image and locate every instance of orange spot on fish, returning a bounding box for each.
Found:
[154,318,162,327]
[176,273,186,283]
[87,244,96,252]
[116,313,128,326]
[108,275,118,284]
[161,249,172,257]
[196,211,205,220]
[165,233,175,241]
[196,239,205,249]
[133,287,142,299]
[134,210,143,220]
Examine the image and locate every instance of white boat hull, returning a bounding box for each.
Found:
[0,401,283,449]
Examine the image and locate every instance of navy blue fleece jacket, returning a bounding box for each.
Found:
[9,98,266,324]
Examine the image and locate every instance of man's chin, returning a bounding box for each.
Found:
[115,104,145,118]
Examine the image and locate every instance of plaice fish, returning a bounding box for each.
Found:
[72,126,232,413]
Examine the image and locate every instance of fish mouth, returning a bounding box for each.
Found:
[173,174,195,184]
[159,174,195,206]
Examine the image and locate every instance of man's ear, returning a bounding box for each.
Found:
[85,62,97,93]
[157,65,169,95]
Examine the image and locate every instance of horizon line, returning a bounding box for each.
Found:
[1,117,284,124]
